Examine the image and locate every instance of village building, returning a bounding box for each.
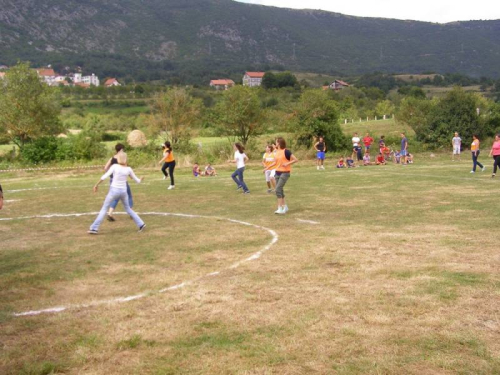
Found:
[328,79,350,90]
[242,72,265,87]
[209,79,235,90]
[73,72,100,86]
[36,68,57,86]
[104,78,121,87]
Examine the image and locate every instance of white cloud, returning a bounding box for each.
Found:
[236,0,500,23]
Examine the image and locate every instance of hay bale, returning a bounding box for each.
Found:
[127,130,147,148]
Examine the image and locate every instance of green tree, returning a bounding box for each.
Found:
[148,88,202,143]
[397,96,436,141]
[375,100,395,118]
[212,85,264,145]
[0,62,62,148]
[294,89,347,151]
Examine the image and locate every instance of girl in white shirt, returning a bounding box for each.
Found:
[88,152,146,234]
[228,143,250,194]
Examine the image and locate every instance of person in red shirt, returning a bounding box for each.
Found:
[376,153,386,165]
[363,132,374,155]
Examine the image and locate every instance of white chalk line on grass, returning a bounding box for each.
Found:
[3,212,279,317]
[297,219,321,225]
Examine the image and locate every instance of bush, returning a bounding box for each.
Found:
[21,137,61,163]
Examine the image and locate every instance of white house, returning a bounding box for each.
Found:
[104,78,121,87]
[36,68,57,85]
[209,79,235,90]
[82,73,100,86]
[242,72,265,87]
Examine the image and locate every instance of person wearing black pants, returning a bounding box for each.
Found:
[489,134,500,178]
[158,141,176,189]
[470,134,485,174]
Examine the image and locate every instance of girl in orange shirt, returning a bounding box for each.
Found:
[470,134,485,174]
[158,141,176,189]
[264,137,298,214]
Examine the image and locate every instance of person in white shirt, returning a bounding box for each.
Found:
[452,132,462,161]
[352,132,362,161]
[262,145,276,193]
[228,143,250,194]
[88,152,145,234]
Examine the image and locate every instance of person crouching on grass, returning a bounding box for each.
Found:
[88,152,145,234]
[264,137,298,214]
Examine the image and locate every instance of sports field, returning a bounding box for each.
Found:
[1,156,500,374]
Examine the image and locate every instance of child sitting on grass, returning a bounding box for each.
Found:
[392,150,401,164]
[376,153,386,165]
[363,154,371,166]
[346,156,356,168]
[337,157,345,168]
[202,163,217,176]
[193,163,200,177]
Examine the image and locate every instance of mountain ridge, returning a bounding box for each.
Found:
[1,0,499,81]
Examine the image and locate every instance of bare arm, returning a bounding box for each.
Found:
[158,152,169,165]
[283,154,298,167]
[104,157,113,171]
[128,168,143,184]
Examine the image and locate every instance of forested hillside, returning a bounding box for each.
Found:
[1,0,500,82]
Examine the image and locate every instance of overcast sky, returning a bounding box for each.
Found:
[236,0,500,23]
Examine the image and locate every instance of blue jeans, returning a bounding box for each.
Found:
[90,187,144,231]
[231,167,249,192]
[472,151,484,172]
[110,182,132,209]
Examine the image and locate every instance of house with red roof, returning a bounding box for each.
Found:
[104,78,121,87]
[209,79,235,90]
[36,68,57,85]
[242,72,265,87]
[328,80,350,91]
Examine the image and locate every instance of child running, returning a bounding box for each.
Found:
[158,141,176,190]
[314,136,327,170]
[229,143,250,194]
[265,137,298,214]
[262,145,277,193]
[88,152,145,234]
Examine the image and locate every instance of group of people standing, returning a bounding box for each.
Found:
[452,132,500,176]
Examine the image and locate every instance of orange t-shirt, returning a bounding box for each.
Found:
[275,149,292,173]
[164,150,175,162]
[471,140,479,152]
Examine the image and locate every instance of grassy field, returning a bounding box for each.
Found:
[1,154,500,374]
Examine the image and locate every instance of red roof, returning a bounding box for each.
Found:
[104,78,119,86]
[75,82,90,88]
[335,80,350,86]
[210,79,235,85]
[245,72,265,78]
[37,68,56,77]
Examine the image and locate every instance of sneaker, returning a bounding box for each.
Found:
[138,224,146,233]
[492,174,496,178]
[163,176,166,180]
[470,171,475,174]
[87,229,98,235]
[321,166,325,170]
[274,206,284,214]
[283,205,289,214]
[482,166,486,172]
[107,214,115,222]
[317,166,320,170]
[243,190,250,194]
[267,189,272,194]
[168,185,175,190]
[236,185,242,190]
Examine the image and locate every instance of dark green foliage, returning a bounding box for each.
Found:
[398,86,426,99]
[294,90,348,151]
[262,72,299,89]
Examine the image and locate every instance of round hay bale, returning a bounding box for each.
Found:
[127,130,147,148]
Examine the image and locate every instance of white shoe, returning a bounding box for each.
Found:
[317,166,320,170]
[321,166,325,170]
[470,171,475,174]
[274,206,284,214]
[168,185,175,190]
[283,205,289,213]
[163,176,166,180]
[482,166,486,172]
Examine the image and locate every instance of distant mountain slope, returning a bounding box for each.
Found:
[0,0,499,80]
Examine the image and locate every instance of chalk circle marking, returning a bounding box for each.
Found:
[1,212,279,317]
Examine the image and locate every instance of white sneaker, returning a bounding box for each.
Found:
[470,171,475,174]
[482,166,486,172]
[274,206,284,214]
[283,205,289,213]
[163,176,166,180]
[168,185,175,190]
[321,166,325,170]
[317,166,320,170]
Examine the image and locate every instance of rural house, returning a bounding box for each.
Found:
[104,78,121,87]
[242,72,265,87]
[329,80,350,90]
[209,79,235,90]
